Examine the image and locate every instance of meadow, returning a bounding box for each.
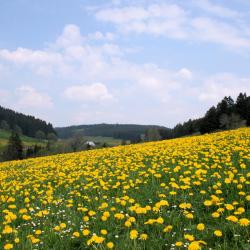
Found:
[0,129,46,151]
[0,128,249,250]
[83,136,122,146]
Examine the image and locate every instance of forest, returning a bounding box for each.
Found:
[159,92,250,139]
[0,106,55,137]
[55,124,166,142]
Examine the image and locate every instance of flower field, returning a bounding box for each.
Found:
[0,128,249,250]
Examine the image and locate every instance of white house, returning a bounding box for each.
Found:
[85,141,96,147]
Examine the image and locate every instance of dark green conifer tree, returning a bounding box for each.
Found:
[3,131,23,161]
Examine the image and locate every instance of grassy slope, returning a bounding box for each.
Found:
[0,129,46,150]
[0,128,249,249]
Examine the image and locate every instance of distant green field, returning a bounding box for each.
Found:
[62,128,123,146]
[84,136,122,146]
[0,129,46,150]
[0,130,122,159]
[55,135,122,148]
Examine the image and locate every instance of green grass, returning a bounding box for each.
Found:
[48,136,122,154]
[0,128,249,249]
[0,129,46,150]
[84,136,122,146]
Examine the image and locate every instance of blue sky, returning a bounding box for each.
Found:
[0,0,250,127]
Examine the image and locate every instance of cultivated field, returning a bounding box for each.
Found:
[0,128,249,250]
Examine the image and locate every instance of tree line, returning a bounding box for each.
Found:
[0,105,56,137]
[1,130,105,162]
[55,124,166,142]
[157,93,250,140]
[1,130,58,161]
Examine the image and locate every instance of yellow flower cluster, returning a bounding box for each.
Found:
[0,128,249,249]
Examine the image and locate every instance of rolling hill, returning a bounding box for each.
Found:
[0,105,56,138]
[0,129,46,150]
[55,123,168,141]
[0,128,249,249]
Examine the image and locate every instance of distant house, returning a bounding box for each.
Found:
[85,141,96,148]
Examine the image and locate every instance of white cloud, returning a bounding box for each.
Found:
[0,47,62,64]
[96,4,188,39]
[178,68,193,80]
[93,58,181,102]
[64,82,113,102]
[191,17,250,49]
[0,64,4,74]
[0,22,249,126]
[55,24,83,48]
[0,24,247,107]
[193,0,240,18]
[96,6,149,23]
[94,2,250,49]
[0,27,123,79]
[0,47,65,76]
[87,31,115,41]
[16,86,53,109]
[198,73,250,102]
[101,43,122,56]
[96,3,187,23]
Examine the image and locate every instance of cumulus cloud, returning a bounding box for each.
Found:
[16,86,53,109]
[0,47,65,77]
[96,4,188,39]
[94,2,250,49]
[0,26,123,79]
[178,68,193,80]
[96,6,148,23]
[95,4,186,23]
[0,24,178,102]
[87,31,115,41]
[192,0,240,18]
[198,73,250,102]
[90,58,182,102]
[0,21,249,126]
[0,47,62,64]
[64,82,113,102]
[56,24,83,48]
[191,17,250,48]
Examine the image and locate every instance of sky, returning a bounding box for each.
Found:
[0,0,250,128]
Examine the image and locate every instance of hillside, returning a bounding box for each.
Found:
[0,105,56,138]
[0,128,249,249]
[56,93,250,142]
[55,123,168,141]
[1,93,249,162]
[0,129,46,151]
